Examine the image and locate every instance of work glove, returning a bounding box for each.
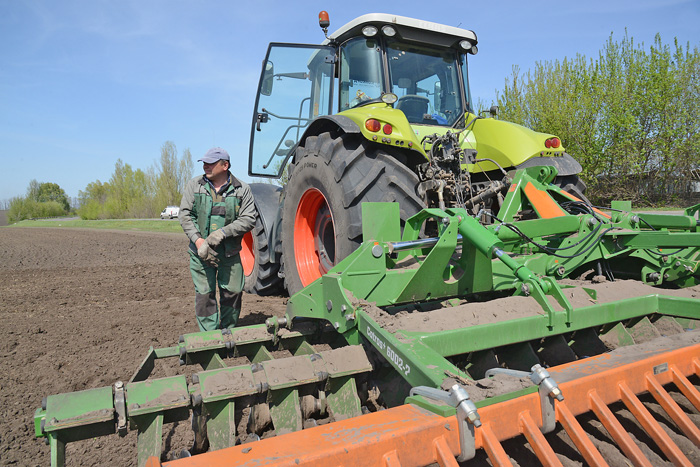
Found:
[197,241,219,266]
[206,229,226,248]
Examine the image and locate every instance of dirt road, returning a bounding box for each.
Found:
[0,227,287,466]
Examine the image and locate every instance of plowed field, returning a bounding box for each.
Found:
[0,227,286,465]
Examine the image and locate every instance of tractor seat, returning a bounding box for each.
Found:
[396,95,430,123]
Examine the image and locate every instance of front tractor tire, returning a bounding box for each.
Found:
[281,132,425,295]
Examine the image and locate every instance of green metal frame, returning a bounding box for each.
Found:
[284,168,700,394]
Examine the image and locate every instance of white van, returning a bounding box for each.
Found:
[160,206,180,219]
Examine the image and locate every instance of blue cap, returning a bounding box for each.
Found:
[198,147,230,163]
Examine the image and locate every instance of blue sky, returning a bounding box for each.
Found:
[1,0,698,203]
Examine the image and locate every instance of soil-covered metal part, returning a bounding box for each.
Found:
[176,329,699,467]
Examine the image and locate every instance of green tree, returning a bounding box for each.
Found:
[76,141,195,219]
[25,180,70,211]
[8,180,70,222]
[496,32,700,205]
[79,180,109,205]
[26,179,41,201]
[107,159,153,218]
[154,141,193,207]
[37,182,70,211]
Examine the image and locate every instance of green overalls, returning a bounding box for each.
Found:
[189,180,244,331]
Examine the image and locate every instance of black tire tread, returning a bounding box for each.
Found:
[243,215,283,296]
[280,132,425,294]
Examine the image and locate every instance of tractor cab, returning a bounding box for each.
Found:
[249,13,479,178]
[332,14,477,123]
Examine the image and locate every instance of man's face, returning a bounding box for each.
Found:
[203,160,228,179]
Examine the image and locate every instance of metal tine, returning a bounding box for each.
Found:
[618,381,693,467]
[645,373,700,447]
[433,436,459,467]
[478,423,513,466]
[556,402,609,467]
[588,390,653,467]
[383,449,401,467]
[670,362,700,412]
[518,411,563,467]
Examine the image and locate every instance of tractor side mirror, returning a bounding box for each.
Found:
[479,105,500,119]
[261,61,274,96]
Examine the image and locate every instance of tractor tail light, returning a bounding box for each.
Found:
[365,119,381,132]
[383,124,393,135]
[545,137,561,149]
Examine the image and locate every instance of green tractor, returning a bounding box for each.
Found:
[242,12,585,296]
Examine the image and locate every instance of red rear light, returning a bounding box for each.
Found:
[365,119,381,132]
[545,137,561,149]
[383,124,393,135]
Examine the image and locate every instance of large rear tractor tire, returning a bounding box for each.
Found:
[555,174,590,204]
[555,174,587,196]
[242,184,284,296]
[281,132,425,295]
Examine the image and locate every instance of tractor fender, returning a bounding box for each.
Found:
[304,114,361,137]
[249,183,283,264]
[292,115,361,164]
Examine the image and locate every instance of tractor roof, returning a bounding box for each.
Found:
[327,13,478,49]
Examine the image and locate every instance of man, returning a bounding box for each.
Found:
[179,147,256,331]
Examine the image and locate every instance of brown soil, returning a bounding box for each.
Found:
[368,279,700,335]
[0,227,287,466]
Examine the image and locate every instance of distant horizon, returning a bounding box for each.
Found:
[2,1,698,201]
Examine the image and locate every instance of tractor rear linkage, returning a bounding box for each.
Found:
[35,167,700,466]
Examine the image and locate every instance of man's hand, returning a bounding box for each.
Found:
[197,241,219,266]
[206,229,226,248]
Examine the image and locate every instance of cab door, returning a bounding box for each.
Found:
[248,43,335,178]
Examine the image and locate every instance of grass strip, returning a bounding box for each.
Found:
[6,219,183,233]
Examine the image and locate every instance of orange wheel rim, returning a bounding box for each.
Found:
[240,231,255,277]
[294,188,335,287]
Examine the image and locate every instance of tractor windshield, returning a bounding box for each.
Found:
[338,37,385,110]
[387,40,467,126]
[338,37,470,126]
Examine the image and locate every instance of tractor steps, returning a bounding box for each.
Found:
[148,333,700,467]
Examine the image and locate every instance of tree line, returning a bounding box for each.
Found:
[495,32,700,205]
[7,142,193,222]
[6,181,71,222]
[77,141,193,219]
